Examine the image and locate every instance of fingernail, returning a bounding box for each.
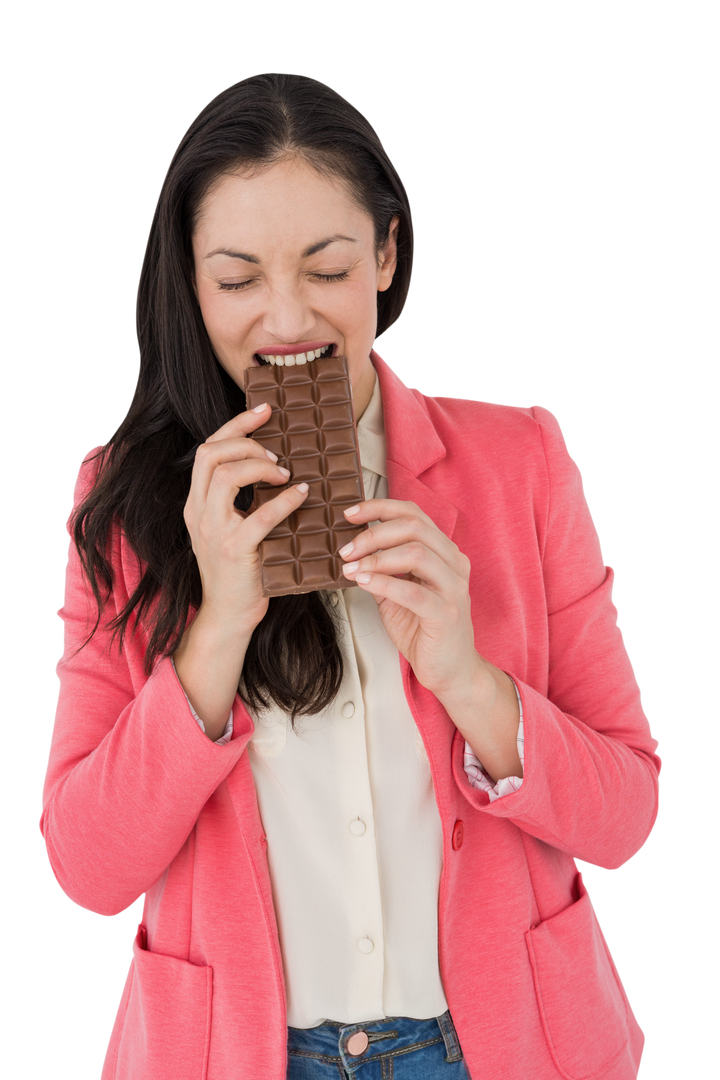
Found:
[252,402,269,413]
[344,505,360,516]
[343,561,359,574]
[338,542,354,557]
[356,572,372,584]
[278,466,291,478]
[265,449,279,462]
[296,483,309,493]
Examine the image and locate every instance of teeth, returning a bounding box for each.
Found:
[258,345,333,366]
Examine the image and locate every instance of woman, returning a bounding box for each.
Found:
[41,74,660,1080]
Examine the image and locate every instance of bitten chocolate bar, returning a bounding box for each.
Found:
[243,355,368,596]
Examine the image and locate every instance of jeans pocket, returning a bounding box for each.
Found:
[112,925,213,1080]
[525,873,630,1080]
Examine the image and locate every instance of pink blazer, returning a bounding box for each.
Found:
[41,352,660,1080]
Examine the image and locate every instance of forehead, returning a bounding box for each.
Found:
[193,158,372,252]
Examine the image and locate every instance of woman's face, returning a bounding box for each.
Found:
[192,157,399,419]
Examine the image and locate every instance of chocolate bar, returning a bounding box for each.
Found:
[243,355,368,596]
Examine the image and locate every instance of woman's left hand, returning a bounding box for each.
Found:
[339,499,481,697]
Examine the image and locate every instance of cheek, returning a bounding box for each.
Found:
[332,278,378,337]
[198,291,246,346]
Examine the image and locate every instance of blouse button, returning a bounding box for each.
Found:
[349,818,366,836]
[357,937,374,954]
[341,701,355,718]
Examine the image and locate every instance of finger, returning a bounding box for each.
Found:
[204,402,273,444]
[189,436,281,517]
[340,507,469,577]
[201,458,293,532]
[344,499,430,525]
[343,501,440,555]
[241,483,311,548]
[351,569,437,619]
[342,542,458,595]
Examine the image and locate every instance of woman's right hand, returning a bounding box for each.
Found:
[183,401,309,634]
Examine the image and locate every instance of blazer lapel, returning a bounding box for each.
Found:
[371,352,462,796]
[371,351,458,540]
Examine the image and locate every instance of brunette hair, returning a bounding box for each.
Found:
[70,73,413,721]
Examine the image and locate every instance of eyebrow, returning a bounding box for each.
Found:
[204,235,357,263]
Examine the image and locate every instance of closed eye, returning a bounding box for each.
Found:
[218,270,350,292]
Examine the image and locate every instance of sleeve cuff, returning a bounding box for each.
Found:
[172,657,517,767]
[462,678,524,802]
[170,657,235,746]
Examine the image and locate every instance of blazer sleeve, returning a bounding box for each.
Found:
[454,408,661,869]
[40,451,253,916]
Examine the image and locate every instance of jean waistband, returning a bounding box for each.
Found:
[289,1006,464,1067]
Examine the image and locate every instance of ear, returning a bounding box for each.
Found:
[377,215,400,293]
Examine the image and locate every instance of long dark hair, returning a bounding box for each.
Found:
[71,73,413,721]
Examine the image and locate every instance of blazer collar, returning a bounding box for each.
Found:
[370,351,446,477]
[370,351,458,541]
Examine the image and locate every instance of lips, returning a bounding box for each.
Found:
[256,340,334,356]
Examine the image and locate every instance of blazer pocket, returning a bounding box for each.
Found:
[113,925,213,1080]
[526,873,630,1080]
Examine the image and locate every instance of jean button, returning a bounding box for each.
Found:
[347,1030,369,1056]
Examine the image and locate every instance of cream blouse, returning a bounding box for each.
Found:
[175,370,524,1028]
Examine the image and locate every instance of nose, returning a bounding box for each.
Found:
[260,278,317,345]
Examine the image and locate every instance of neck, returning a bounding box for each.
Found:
[352,356,376,420]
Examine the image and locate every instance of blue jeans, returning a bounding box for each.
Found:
[286,1011,471,1078]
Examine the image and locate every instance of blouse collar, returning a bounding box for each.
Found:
[355,367,387,479]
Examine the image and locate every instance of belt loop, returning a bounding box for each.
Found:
[437,1010,464,1063]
